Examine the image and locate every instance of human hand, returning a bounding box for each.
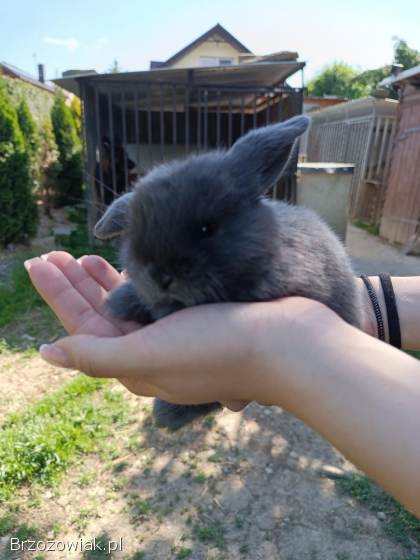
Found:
[26,251,279,409]
[24,252,363,409]
[26,251,338,410]
[25,251,138,337]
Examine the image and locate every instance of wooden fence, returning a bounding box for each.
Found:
[380,78,420,245]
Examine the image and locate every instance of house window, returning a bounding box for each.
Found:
[199,56,234,67]
[219,58,234,66]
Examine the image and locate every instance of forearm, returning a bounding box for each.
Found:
[259,305,420,516]
[356,276,420,350]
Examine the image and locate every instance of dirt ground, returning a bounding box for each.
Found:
[0,347,413,560]
[346,224,420,276]
[0,223,419,559]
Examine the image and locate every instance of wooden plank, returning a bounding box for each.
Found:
[381,85,420,244]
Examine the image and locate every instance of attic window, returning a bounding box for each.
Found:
[199,56,234,67]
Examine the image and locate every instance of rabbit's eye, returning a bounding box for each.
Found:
[199,222,217,238]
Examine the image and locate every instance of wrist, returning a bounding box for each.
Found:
[390,277,420,350]
[252,298,344,408]
[355,277,387,339]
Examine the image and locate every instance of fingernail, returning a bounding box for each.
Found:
[24,257,39,271]
[39,344,71,368]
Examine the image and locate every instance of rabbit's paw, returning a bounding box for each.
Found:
[106,281,153,324]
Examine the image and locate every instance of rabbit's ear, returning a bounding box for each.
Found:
[227,115,310,196]
[94,193,133,239]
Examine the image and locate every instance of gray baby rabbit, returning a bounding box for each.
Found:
[94,115,361,429]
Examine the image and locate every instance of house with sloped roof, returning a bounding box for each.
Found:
[150,23,299,70]
[150,23,252,69]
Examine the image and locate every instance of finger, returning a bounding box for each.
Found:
[40,336,157,396]
[25,258,101,334]
[39,334,142,378]
[45,252,138,335]
[43,251,108,316]
[78,256,140,335]
[79,255,123,292]
[78,254,138,334]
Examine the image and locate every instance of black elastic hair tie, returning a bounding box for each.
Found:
[360,275,385,341]
[379,273,401,349]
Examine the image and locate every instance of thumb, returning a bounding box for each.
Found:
[39,334,130,378]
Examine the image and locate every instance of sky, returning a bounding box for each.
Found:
[1,0,419,86]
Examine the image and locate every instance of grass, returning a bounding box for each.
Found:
[336,474,420,551]
[72,506,97,533]
[81,532,117,559]
[0,260,47,328]
[353,218,380,236]
[0,513,40,539]
[0,375,129,501]
[193,471,207,484]
[77,470,98,488]
[193,521,225,548]
[128,552,145,560]
[0,203,117,331]
[208,452,223,463]
[174,547,193,559]
[128,496,153,524]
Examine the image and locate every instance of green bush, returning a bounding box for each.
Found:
[54,150,83,207]
[70,96,82,137]
[0,86,38,246]
[51,93,83,206]
[17,99,38,158]
[38,117,59,214]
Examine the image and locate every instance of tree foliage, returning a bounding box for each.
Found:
[307,38,420,100]
[394,37,420,70]
[70,96,82,137]
[51,93,83,206]
[38,117,60,215]
[17,99,38,158]
[0,86,38,245]
[108,59,122,73]
[51,93,80,161]
[353,67,390,93]
[307,62,368,99]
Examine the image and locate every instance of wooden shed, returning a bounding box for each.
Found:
[305,96,398,226]
[379,65,420,246]
[55,61,305,236]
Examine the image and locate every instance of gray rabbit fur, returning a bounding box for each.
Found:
[94,115,361,429]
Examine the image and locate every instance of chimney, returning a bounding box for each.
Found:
[38,64,45,83]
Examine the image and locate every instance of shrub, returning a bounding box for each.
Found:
[51,93,83,206]
[0,86,38,246]
[17,99,38,158]
[38,117,59,215]
[55,151,84,207]
[70,96,82,137]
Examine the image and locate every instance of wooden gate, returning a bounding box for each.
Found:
[380,78,420,244]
